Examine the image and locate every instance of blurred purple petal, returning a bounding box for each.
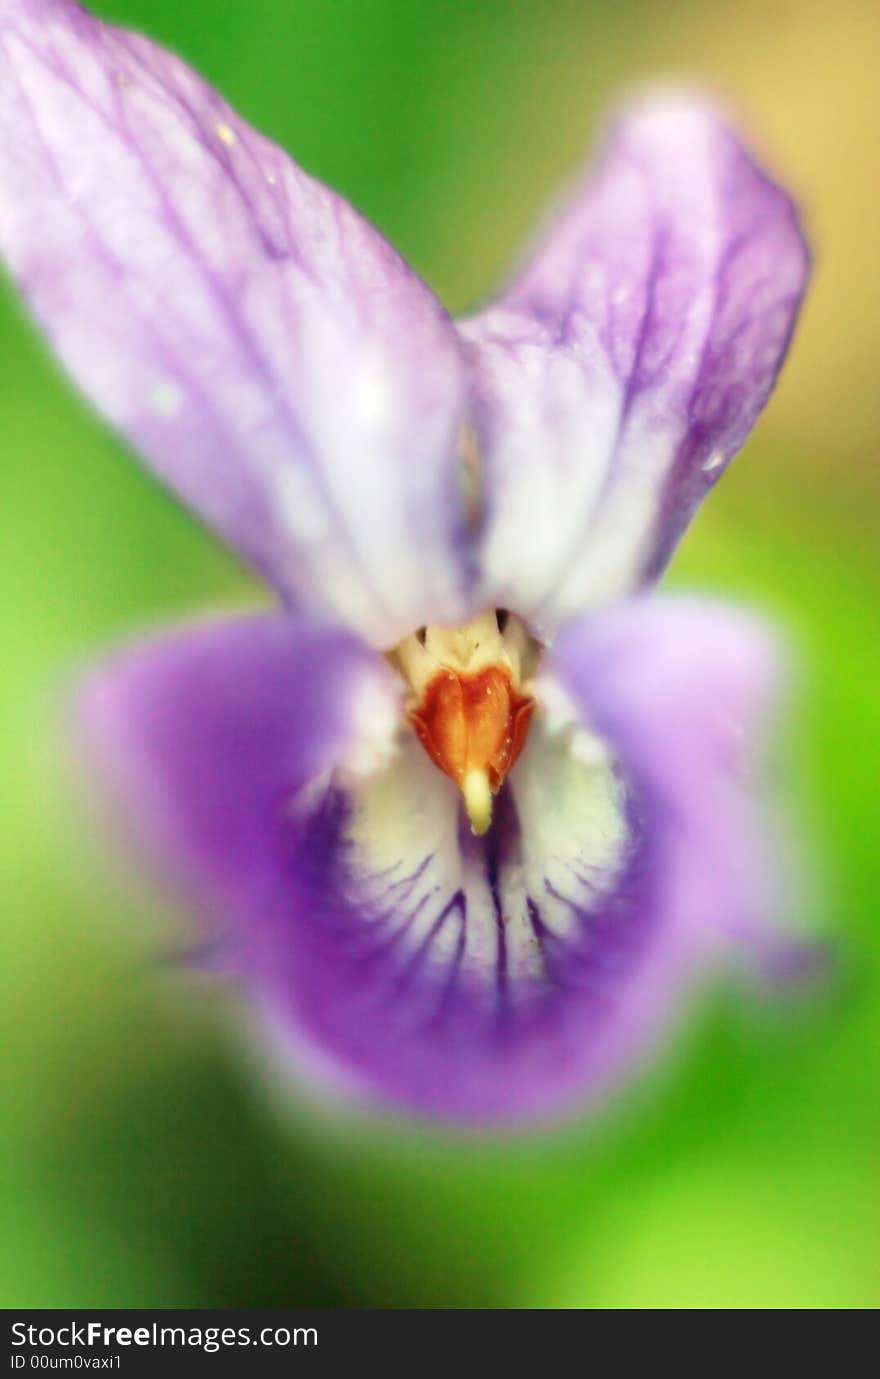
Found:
[460,98,810,635]
[79,614,401,922]
[79,597,807,1124]
[0,0,471,646]
[550,594,809,974]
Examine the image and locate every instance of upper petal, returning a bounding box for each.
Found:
[460,96,810,635]
[0,0,471,646]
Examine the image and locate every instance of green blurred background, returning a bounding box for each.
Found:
[1,0,878,1309]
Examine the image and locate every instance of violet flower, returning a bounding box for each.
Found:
[0,0,812,1123]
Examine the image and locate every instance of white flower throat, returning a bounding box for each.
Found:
[389,611,541,835]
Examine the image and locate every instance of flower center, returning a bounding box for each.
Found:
[389,612,539,835]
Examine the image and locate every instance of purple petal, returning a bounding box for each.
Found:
[79,614,401,921]
[549,595,803,970]
[253,596,805,1122]
[459,97,810,635]
[81,598,809,1124]
[0,0,470,646]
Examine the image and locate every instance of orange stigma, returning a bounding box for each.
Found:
[409,665,534,831]
[390,612,538,834]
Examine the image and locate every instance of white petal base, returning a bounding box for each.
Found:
[334,706,630,999]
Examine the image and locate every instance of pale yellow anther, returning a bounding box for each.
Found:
[462,768,493,836]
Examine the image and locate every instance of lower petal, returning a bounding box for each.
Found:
[247,729,647,1121]
[80,598,813,1125]
[249,597,811,1123]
